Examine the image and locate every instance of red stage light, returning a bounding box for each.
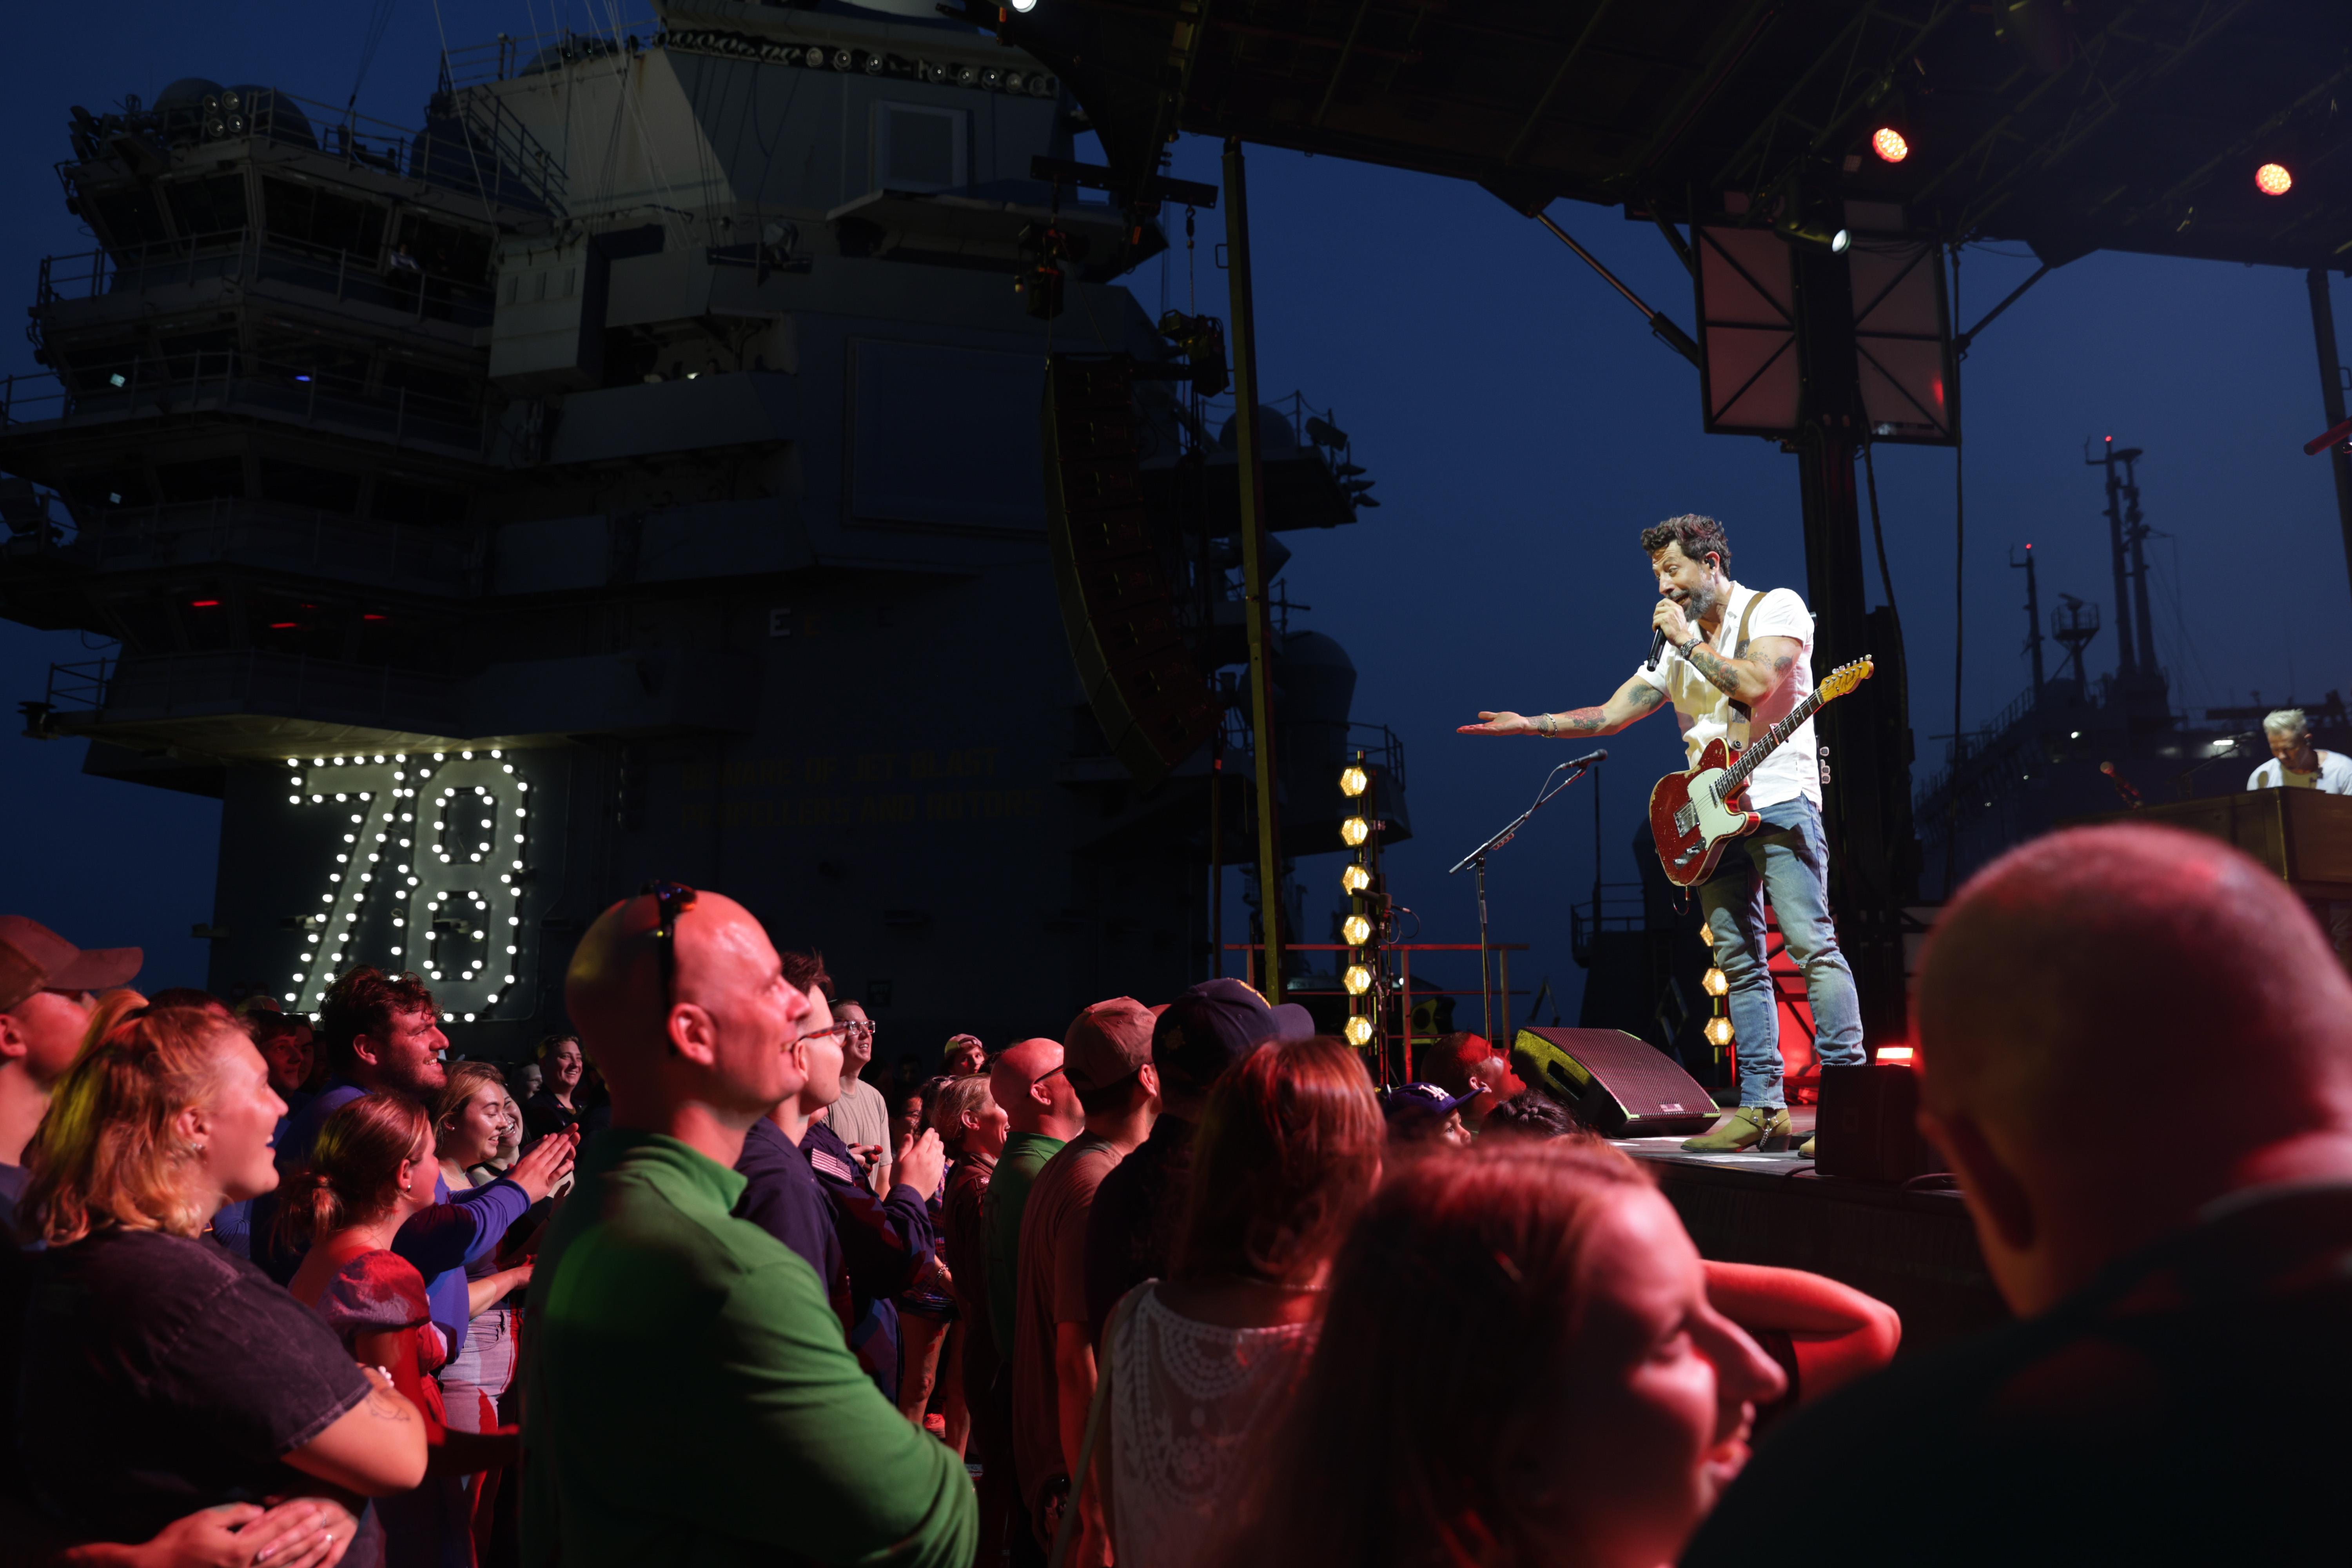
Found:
[189,599,220,608]
[2257,162,2293,196]
[1871,126,1909,164]
[269,621,298,629]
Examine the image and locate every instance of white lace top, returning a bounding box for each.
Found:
[1106,1283,1321,1568]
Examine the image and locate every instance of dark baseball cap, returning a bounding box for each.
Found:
[1379,1082,1481,1123]
[1152,977,1314,1089]
[1064,997,1156,1093]
[0,917,140,993]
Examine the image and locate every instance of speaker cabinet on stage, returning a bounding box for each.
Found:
[1815,1064,1943,1182]
[1510,1029,1720,1138]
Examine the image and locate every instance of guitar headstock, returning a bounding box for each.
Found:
[1819,657,1875,701]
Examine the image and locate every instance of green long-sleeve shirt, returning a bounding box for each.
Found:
[984,1130,1067,1354]
[522,1129,975,1568]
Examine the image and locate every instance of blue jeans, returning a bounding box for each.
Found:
[1695,797,1866,1109]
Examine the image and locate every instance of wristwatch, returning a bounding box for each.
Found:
[1678,635,1705,661]
[1535,713,1557,736]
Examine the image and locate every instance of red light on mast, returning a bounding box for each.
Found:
[2256,162,2293,196]
[1871,126,1909,163]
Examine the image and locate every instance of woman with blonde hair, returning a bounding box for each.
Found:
[283,1092,521,1568]
[431,1063,534,1550]
[14,1004,426,1557]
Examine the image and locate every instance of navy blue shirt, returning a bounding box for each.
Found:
[733,1117,935,1403]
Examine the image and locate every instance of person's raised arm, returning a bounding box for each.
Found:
[1459,674,1669,739]
[281,1366,428,1496]
[1702,1260,1901,1404]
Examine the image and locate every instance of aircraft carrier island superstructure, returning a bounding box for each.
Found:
[0,0,1398,1052]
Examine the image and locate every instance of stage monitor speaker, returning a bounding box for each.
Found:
[1043,354,1216,790]
[1510,1028,1719,1138]
[1814,1064,1943,1183]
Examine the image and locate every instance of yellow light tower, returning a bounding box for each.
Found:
[1339,750,1392,1079]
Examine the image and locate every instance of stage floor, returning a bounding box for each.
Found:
[1620,1134,2011,1354]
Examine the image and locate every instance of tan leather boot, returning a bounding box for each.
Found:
[1679,1104,1791,1154]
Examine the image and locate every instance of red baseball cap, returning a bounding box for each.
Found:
[0,917,142,993]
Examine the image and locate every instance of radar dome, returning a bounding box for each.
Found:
[1216,405,1301,453]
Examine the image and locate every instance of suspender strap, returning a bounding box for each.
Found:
[1728,589,1762,735]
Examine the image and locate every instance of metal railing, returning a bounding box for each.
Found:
[76,650,459,729]
[44,657,114,713]
[37,227,496,327]
[67,84,564,216]
[9,499,479,593]
[1570,882,1652,966]
[1,352,485,454]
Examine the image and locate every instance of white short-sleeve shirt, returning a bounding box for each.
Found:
[1630,582,1820,809]
[2247,751,2352,794]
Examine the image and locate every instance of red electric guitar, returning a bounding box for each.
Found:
[1648,657,1875,887]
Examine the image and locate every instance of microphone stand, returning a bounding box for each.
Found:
[1448,750,1605,1045]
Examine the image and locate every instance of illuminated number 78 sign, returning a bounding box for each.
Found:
[283,749,535,1022]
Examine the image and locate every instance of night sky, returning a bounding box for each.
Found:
[5,4,2347,1026]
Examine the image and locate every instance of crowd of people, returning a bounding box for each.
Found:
[4,817,2351,1565]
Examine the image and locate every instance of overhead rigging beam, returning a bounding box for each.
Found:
[1530,208,1700,366]
[1502,0,1619,166]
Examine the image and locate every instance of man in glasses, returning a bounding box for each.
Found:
[523,886,975,1567]
[827,998,893,1195]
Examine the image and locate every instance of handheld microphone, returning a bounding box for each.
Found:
[1645,625,1668,671]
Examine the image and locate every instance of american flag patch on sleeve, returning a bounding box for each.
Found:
[809,1149,858,1184]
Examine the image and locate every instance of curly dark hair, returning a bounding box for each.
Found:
[1638,512,1731,574]
[317,966,438,1074]
[777,949,833,1002]
[1479,1090,1581,1142]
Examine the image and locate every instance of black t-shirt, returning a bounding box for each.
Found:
[1683,1182,2352,1567]
[521,1089,582,1147]
[18,1227,371,1539]
[1082,1114,1196,1348]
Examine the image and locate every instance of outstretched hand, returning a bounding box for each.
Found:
[1458,711,1536,736]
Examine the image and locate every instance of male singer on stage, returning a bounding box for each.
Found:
[1457,513,1865,1155]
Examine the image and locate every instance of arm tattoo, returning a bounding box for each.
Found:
[1684,644,1743,696]
[1552,708,1608,734]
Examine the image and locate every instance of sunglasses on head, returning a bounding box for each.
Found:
[640,879,698,1002]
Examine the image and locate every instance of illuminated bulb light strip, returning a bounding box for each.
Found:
[288,759,401,1010]
[287,749,534,1021]
[406,752,532,1018]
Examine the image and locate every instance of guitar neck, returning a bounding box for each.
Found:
[1719,686,1830,795]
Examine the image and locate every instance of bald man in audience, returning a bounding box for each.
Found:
[1686,824,2352,1566]
[520,886,974,1568]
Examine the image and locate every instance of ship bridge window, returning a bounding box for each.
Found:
[372,478,467,526]
[84,185,169,250]
[177,590,237,653]
[157,328,239,383]
[154,457,247,505]
[873,103,965,193]
[164,173,250,242]
[260,177,386,261]
[251,592,349,660]
[258,459,362,515]
[394,214,492,284]
[379,359,476,414]
[62,465,153,514]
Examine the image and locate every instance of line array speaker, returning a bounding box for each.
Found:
[1043,355,1215,788]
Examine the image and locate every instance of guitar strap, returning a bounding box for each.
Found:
[1726,590,1761,746]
